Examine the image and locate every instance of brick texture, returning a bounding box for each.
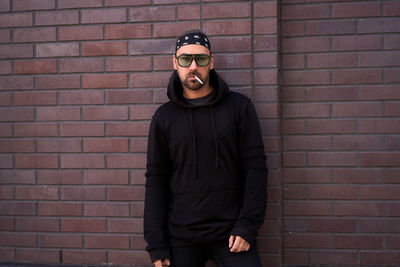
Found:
[281,0,400,266]
[2,0,398,267]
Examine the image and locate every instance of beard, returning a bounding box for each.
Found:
[182,71,208,91]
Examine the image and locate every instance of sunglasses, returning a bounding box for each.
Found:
[175,54,212,67]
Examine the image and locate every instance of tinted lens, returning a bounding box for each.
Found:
[177,55,193,67]
[195,55,210,66]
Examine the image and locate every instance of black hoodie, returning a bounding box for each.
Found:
[144,69,268,262]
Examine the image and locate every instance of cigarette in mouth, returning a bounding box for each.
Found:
[195,76,204,85]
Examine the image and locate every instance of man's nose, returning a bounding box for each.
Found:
[188,57,198,71]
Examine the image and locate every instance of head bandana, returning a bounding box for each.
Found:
[175,31,211,53]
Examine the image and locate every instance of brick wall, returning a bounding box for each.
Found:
[0,0,281,266]
[281,0,400,266]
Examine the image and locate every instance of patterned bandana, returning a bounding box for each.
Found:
[175,31,211,53]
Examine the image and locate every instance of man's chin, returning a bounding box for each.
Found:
[183,81,203,91]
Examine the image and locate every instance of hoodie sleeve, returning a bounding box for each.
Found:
[230,99,268,246]
[144,114,171,262]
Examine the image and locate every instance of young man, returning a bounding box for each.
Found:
[144,30,268,267]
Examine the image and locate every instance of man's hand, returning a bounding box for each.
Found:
[229,235,250,253]
[154,259,170,267]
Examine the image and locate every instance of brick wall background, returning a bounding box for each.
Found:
[0,0,399,267]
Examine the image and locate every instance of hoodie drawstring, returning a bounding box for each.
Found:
[188,109,197,179]
[210,106,219,169]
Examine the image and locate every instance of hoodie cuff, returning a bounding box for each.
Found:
[149,247,170,263]
[230,227,256,246]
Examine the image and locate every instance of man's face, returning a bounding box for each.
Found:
[173,44,214,91]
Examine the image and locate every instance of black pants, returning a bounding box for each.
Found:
[170,240,262,267]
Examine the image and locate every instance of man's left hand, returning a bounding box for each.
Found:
[229,235,250,253]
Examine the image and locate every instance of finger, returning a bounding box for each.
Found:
[154,259,162,267]
[231,236,242,252]
[229,235,235,248]
[164,259,171,266]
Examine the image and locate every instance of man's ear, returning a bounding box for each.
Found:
[172,55,178,70]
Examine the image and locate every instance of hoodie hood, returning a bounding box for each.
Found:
[167,69,229,108]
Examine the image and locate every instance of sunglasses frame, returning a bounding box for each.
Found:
[175,54,212,67]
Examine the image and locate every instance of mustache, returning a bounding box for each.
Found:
[187,71,201,78]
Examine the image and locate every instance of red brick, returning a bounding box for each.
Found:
[0,233,36,246]
[107,122,149,136]
[62,186,106,200]
[154,55,172,71]
[106,56,152,71]
[17,249,60,263]
[129,6,175,22]
[384,2,400,16]
[333,35,381,51]
[255,103,278,119]
[36,43,79,58]
[62,218,105,232]
[154,21,201,38]
[106,0,149,6]
[85,203,129,217]
[254,87,278,102]
[283,136,330,151]
[255,53,278,68]
[131,235,146,249]
[387,236,400,249]
[36,75,80,89]
[387,136,400,150]
[60,91,104,105]
[178,5,200,20]
[109,251,151,266]
[37,107,80,121]
[306,86,357,101]
[39,234,82,248]
[0,124,12,137]
[0,61,10,74]
[332,102,382,117]
[219,70,251,86]
[283,152,305,167]
[333,69,382,84]
[132,170,146,184]
[39,202,82,216]
[84,139,128,152]
[0,140,35,152]
[0,155,12,168]
[283,251,307,266]
[283,70,330,85]
[35,10,79,26]
[360,219,400,233]
[282,21,305,37]
[108,187,144,201]
[15,59,57,74]
[309,185,357,200]
[107,90,153,105]
[0,185,13,199]
[212,37,251,53]
[360,152,400,167]
[132,202,144,217]
[86,235,129,249]
[284,201,331,216]
[359,51,400,67]
[307,53,357,69]
[387,170,400,184]
[0,29,10,43]
[130,39,174,55]
[131,105,158,120]
[384,68,400,83]
[332,2,381,18]
[359,119,400,133]
[83,74,128,88]
[13,0,55,11]
[284,186,306,200]
[255,70,278,85]
[38,170,82,185]
[82,41,127,56]
[387,203,400,217]
[333,135,383,151]
[15,123,57,137]
[282,4,329,20]
[82,8,126,24]
[62,250,106,265]
[13,27,56,43]
[335,202,383,216]
[307,20,355,35]
[59,0,102,9]
[0,0,10,12]
[0,13,32,27]
[283,168,330,184]
[386,102,400,116]
[16,217,59,232]
[0,217,14,231]
[359,186,400,200]
[309,218,357,233]
[16,186,59,200]
[131,72,170,88]
[59,25,103,41]
[283,103,330,118]
[284,233,331,249]
[14,92,57,106]
[203,20,251,36]
[384,35,400,49]
[358,18,400,33]
[60,58,104,73]
[309,152,357,167]
[282,54,304,69]
[310,251,357,265]
[108,154,146,168]
[203,2,251,19]
[16,155,58,169]
[360,252,400,266]
[61,155,105,169]
[84,170,129,185]
[0,76,33,90]
[60,123,104,137]
[0,202,36,215]
[0,44,33,59]
[83,106,128,121]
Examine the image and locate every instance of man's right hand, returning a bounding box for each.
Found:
[154,258,170,267]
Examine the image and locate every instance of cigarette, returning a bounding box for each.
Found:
[195,76,204,85]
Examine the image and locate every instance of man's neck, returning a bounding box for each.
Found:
[183,85,213,99]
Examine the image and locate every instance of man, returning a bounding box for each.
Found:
[144,30,267,267]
